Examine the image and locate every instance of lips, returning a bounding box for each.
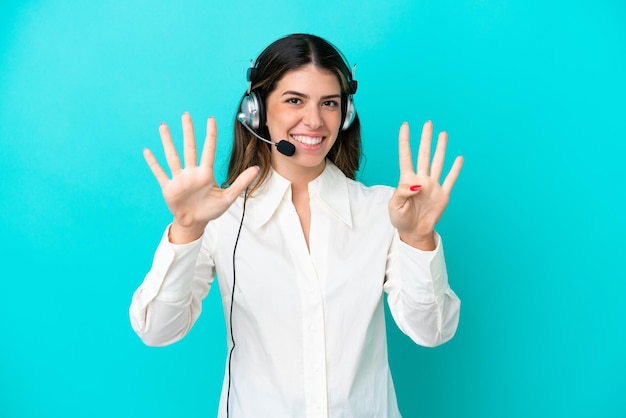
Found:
[291,134,324,146]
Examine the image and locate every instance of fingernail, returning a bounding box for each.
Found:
[410,185,422,192]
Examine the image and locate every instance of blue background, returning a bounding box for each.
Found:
[1,0,624,417]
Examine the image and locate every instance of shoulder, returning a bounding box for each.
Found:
[321,161,395,207]
[326,160,395,202]
[344,177,395,204]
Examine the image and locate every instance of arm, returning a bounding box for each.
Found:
[129,225,213,347]
[384,232,460,347]
[385,120,463,346]
[129,113,257,345]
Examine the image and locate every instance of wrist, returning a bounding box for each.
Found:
[398,231,436,251]
[169,220,206,244]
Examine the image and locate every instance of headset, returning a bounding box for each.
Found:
[237,50,359,156]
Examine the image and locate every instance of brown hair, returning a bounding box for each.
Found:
[224,33,361,195]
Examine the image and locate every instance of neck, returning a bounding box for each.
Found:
[271,159,327,189]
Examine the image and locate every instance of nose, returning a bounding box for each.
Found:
[302,104,323,129]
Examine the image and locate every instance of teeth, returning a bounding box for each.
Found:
[292,135,323,146]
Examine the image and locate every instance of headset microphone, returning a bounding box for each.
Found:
[237,113,296,157]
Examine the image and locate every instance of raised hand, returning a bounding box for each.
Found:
[143,113,259,244]
[388,121,464,251]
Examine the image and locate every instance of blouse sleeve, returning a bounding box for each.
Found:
[383,231,461,347]
[128,224,216,347]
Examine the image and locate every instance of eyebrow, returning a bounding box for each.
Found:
[281,90,341,100]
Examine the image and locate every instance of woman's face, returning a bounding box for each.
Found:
[265,63,343,181]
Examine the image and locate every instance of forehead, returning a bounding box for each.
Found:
[274,64,341,92]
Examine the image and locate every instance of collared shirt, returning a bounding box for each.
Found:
[129,161,460,418]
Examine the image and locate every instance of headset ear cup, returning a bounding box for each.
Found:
[341,96,355,131]
[240,91,266,130]
[253,91,266,129]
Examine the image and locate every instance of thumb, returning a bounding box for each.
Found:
[225,166,261,198]
[389,183,422,210]
[393,183,422,200]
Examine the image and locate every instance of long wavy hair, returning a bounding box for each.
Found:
[224,33,361,195]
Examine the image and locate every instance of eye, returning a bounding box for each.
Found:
[322,100,340,107]
[285,97,302,105]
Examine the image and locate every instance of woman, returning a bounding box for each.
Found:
[130,33,463,417]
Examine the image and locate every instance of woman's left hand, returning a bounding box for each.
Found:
[388,121,464,251]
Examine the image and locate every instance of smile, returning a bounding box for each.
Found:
[291,135,324,146]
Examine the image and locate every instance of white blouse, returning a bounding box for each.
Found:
[129,161,460,418]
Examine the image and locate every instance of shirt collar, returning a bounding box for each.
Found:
[246,160,353,229]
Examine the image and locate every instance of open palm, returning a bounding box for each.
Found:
[388,121,463,250]
[143,113,258,243]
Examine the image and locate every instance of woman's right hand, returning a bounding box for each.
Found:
[143,113,259,244]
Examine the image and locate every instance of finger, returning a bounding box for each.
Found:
[430,131,448,182]
[442,155,464,194]
[143,148,170,188]
[224,166,260,201]
[159,122,182,175]
[391,183,422,204]
[398,122,414,174]
[416,120,433,176]
[199,116,217,171]
[182,112,197,168]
